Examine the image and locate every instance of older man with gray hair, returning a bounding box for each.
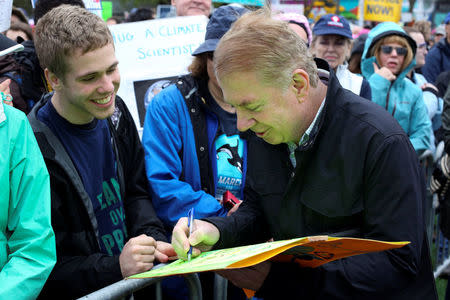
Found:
[172,8,437,300]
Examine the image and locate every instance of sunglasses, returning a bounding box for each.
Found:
[381,45,407,56]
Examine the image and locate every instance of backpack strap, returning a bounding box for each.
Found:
[1,71,22,85]
[175,75,215,195]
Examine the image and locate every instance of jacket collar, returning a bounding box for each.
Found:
[297,58,340,151]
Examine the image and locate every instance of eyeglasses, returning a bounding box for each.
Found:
[417,42,428,50]
[380,45,407,56]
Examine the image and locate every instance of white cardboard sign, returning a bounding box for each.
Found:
[109,16,208,131]
[0,0,13,32]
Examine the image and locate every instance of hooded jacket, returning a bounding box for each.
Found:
[361,22,431,153]
[0,102,56,299]
[422,37,450,84]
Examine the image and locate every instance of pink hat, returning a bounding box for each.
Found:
[352,28,370,39]
[274,12,312,45]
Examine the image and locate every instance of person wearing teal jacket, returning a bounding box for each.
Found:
[0,34,56,299]
[361,22,431,154]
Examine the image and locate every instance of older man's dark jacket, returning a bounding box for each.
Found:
[207,62,437,299]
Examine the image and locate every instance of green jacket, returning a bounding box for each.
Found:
[0,101,56,299]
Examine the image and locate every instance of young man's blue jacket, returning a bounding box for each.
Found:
[206,59,437,299]
[142,75,247,230]
[361,22,431,154]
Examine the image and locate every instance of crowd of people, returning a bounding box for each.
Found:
[1,0,450,299]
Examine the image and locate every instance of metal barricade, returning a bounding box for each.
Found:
[430,143,450,279]
[77,264,203,300]
[419,149,436,249]
[434,212,450,279]
[214,274,228,300]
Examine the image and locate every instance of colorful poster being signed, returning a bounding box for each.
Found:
[128,236,408,279]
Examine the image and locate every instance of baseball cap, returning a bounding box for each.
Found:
[0,33,24,57]
[192,5,248,56]
[274,12,312,45]
[445,12,450,24]
[435,24,445,36]
[312,14,353,39]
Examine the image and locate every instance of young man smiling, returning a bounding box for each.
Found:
[28,5,175,298]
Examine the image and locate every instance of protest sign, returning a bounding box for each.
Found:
[272,4,304,15]
[128,236,408,279]
[217,0,264,6]
[110,16,208,132]
[102,1,113,21]
[363,0,402,22]
[0,0,13,32]
[30,0,103,17]
[83,0,103,17]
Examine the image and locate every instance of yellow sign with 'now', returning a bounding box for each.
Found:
[363,0,402,22]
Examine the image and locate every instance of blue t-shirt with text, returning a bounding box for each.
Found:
[38,99,128,255]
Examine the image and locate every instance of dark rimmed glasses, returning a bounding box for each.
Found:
[381,45,407,56]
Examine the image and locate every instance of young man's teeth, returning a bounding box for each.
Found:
[93,96,110,104]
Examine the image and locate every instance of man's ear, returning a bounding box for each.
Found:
[171,0,176,6]
[45,68,62,91]
[292,69,309,103]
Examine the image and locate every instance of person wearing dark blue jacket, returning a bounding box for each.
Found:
[422,13,450,84]
[171,9,437,299]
